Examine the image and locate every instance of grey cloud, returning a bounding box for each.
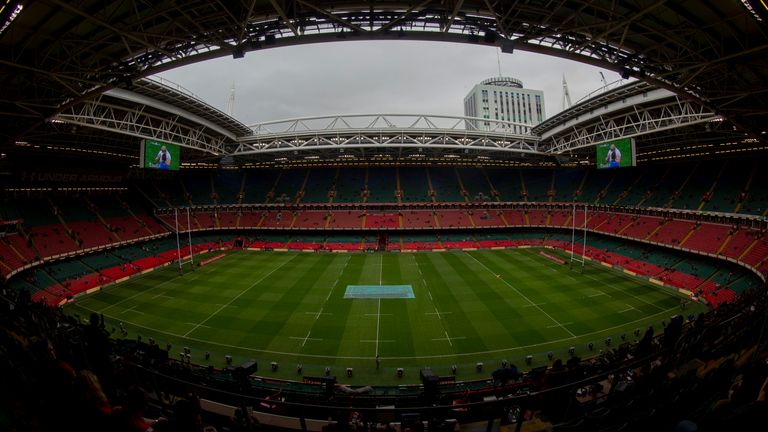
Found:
[156,40,621,125]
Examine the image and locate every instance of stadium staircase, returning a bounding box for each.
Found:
[519,171,528,202]
[571,170,589,202]
[663,161,699,209]
[696,162,725,211]
[264,171,283,204]
[733,163,757,214]
[683,224,729,254]
[395,168,403,204]
[6,162,768,309]
[480,168,501,202]
[425,168,438,203]
[613,167,649,206]
[453,168,470,202]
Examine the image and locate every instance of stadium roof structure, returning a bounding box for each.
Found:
[1,0,767,164]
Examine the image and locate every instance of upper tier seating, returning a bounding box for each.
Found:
[302,169,336,203]
[3,159,768,291]
[429,168,465,202]
[367,168,397,203]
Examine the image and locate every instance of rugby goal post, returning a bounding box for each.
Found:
[174,208,195,274]
[569,204,587,273]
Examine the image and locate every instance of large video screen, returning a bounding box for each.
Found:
[140,139,180,171]
[596,137,636,169]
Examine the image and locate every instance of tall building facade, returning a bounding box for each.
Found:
[463,77,545,133]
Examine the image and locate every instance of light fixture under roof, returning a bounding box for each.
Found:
[0,3,23,35]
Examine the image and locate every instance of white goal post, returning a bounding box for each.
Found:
[569,204,587,273]
[175,208,195,274]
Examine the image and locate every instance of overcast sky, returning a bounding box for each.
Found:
[155,40,624,126]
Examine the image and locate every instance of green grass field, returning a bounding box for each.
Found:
[65,248,704,385]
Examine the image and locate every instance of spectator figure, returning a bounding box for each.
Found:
[73,370,112,432]
[110,386,166,432]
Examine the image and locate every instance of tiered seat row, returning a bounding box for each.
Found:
[25,240,229,306]
[682,224,730,254]
[152,207,766,277]
[0,192,171,279]
[149,161,768,215]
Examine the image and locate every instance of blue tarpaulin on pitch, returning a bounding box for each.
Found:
[344,285,415,299]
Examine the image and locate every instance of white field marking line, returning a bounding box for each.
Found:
[423,281,459,346]
[327,279,339,301]
[365,312,392,316]
[581,270,667,311]
[369,253,385,356]
[619,304,637,313]
[360,339,395,343]
[379,253,384,285]
[426,311,452,317]
[152,292,166,299]
[520,248,669,310]
[468,252,577,338]
[185,322,210,328]
[570,259,668,308]
[295,254,351,349]
[290,333,323,347]
[305,310,332,319]
[424,286,451,319]
[547,322,573,328]
[121,305,145,315]
[100,274,178,313]
[589,293,608,298]
[183,254,298,337]
[431,331,466,346]
[375,298,381,356]
[98,253,236,313]
[71,302,679,361]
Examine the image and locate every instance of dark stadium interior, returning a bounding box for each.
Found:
[2,1,768,432]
